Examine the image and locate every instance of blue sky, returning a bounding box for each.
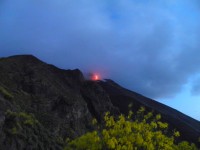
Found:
[0,0,200,120]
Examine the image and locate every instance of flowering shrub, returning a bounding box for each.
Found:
[65,106,198,150]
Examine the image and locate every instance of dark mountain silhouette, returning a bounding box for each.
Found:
[0,55,199,149]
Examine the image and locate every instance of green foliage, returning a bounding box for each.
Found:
[3,110,62,149]
[10,127,18,135]
[65,107,198,150]
[6,110,39,127]
[0,86,13,100]
[65,131,102,150]
[177,141,197,150]
[5,110,40,135]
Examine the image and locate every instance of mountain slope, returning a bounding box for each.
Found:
[0,55,199,149]
[99,79,200,145]
[0,55,118,149]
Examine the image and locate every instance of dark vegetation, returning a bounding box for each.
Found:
[0,55,199,149]
[0,86,13,100]
[2,110,61,150]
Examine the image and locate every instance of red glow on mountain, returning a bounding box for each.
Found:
[91,73,100,81]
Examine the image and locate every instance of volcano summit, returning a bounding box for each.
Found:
[0,55,199,149]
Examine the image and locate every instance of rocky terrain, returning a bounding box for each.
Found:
[0,55,199,149]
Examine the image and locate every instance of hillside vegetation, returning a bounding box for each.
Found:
[66,106,199,150]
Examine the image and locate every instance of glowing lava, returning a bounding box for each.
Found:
[91,74,100,81]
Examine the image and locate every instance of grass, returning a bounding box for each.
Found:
[0,86,13,100]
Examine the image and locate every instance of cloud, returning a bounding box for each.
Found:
[0,0,200,99]
[191,77,200,96]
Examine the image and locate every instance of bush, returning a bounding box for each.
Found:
[65,107,198,150]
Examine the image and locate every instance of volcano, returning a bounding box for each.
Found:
[0,55,199,149]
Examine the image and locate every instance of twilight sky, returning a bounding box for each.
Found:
[0,0,200,120]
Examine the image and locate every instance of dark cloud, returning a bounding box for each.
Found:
[191,77,200,96]
[0,0,200,99]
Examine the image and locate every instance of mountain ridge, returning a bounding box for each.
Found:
[0,55,199,149]
[102,79,200,123]
[99,79,200,144]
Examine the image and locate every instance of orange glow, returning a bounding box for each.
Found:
[91,74,100,81]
